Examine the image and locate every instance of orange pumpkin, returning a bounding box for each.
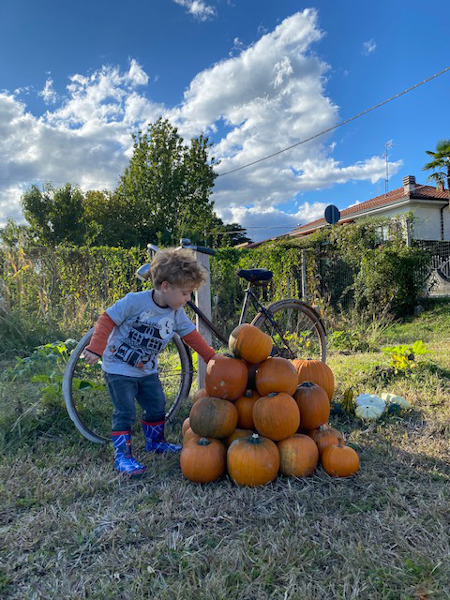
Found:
[193,388,208,404]
[189,396,238,439]
[180,437,227,483]
[294,381,330,430]
[226,428,254,447]
[253,392,300,441]
[235,389,260,429]
[227,433,280,486]
[205,355,248,401]
[308,424,344,457]
[183,427,201,445]
[277,434,319,477]
[229,323,272,364]
[255,357,298,396]
[321,440,360,477]
[182,417,191,436]
[292,359,335,400]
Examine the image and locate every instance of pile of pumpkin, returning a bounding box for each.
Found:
[181,324,360,486]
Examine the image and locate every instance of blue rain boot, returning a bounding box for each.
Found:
[112,431,147,477]
[142,420,182,454]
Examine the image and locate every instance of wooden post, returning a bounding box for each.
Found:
[195,251,212,389]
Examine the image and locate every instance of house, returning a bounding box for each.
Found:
[287,174,450,297]
[289,175,450,242]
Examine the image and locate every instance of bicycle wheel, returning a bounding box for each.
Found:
[62,329,193,444]
[251,299,327,362]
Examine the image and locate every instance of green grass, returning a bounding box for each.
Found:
[0,301,449,599]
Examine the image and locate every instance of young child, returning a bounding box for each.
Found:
[83,248,217,478]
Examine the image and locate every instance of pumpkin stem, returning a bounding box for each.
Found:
[197,438,211,446]
[248,433,261,445]
[299,381,316,389]
[245,389,253,398]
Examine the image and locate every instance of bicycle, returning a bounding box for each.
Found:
[62,240,327,444]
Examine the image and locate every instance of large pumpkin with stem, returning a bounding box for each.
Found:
[308,424,345,457]
[180,437,227,483]
[252,392,300,441]
[235,389,260,429]
[292,359,335,400]
[277,434,319,477]
[294,382,330,430]
[227,433,280,486]
[229,323,273,364]
[321,439,360,477]
[189,396,238,439]
[255,357,298,396]
[205,355,248,401]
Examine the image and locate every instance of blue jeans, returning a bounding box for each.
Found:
[104,372,166,432]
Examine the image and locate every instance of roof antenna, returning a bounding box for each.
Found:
[385,139,394,195]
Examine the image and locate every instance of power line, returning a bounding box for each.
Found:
[1,67,448,188]
[216,66,450,177]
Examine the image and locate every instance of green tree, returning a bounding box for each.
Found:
[21,183,88,246]
[423,139,450,190]
[115,118,219,247]
[0,218,31,247]
[205,217,252,247]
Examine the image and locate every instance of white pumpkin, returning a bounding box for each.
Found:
[355,393,385,411]
[380,393,411,409]
[355,402,385,421]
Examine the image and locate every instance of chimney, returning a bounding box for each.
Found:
[436,180,445,191]
[403,175,416,194]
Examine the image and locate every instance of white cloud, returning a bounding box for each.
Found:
[0,12,400,242]
[0,60,163,213]
[362,39,377,55]
[39,78,58,104]
[219,202,329,241]
[173,0,216,21]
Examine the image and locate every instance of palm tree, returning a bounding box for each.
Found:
[423,139,450,191]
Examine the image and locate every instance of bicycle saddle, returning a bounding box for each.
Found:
[237,268,273,283]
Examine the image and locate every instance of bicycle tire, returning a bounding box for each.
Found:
[251,299,327,362]
[62,329,193,444]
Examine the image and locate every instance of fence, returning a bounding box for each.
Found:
[1,238,444,343]
[414,240,450,297]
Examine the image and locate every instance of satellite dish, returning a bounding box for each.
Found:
[324,205,340,225]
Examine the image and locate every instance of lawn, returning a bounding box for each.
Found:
[0,300,449,599]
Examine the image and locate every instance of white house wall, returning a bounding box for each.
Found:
[358,202,450,241]
[411,204,449,240]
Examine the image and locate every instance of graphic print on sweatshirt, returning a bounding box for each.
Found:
[108,313,174,371]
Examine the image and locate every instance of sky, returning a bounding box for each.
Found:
[0,0,449,242]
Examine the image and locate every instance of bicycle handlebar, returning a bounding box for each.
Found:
[146,240,215,256]
[190,245,215,256]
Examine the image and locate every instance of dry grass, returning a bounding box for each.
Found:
[0,304,449,600]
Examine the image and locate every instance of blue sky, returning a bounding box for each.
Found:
[1,0,449,241]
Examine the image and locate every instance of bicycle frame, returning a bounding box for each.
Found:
[187,281,293,349]
[144,239,324,357]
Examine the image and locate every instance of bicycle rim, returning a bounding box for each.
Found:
[62,331,193,443]
[251,299,327,362]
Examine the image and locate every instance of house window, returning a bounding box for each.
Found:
[375,225,390,245]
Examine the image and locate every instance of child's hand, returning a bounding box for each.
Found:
[83,349,101,366]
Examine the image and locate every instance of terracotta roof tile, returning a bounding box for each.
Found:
[290,183,449,236]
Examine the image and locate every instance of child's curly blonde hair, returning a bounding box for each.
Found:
[150,248,207,290]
